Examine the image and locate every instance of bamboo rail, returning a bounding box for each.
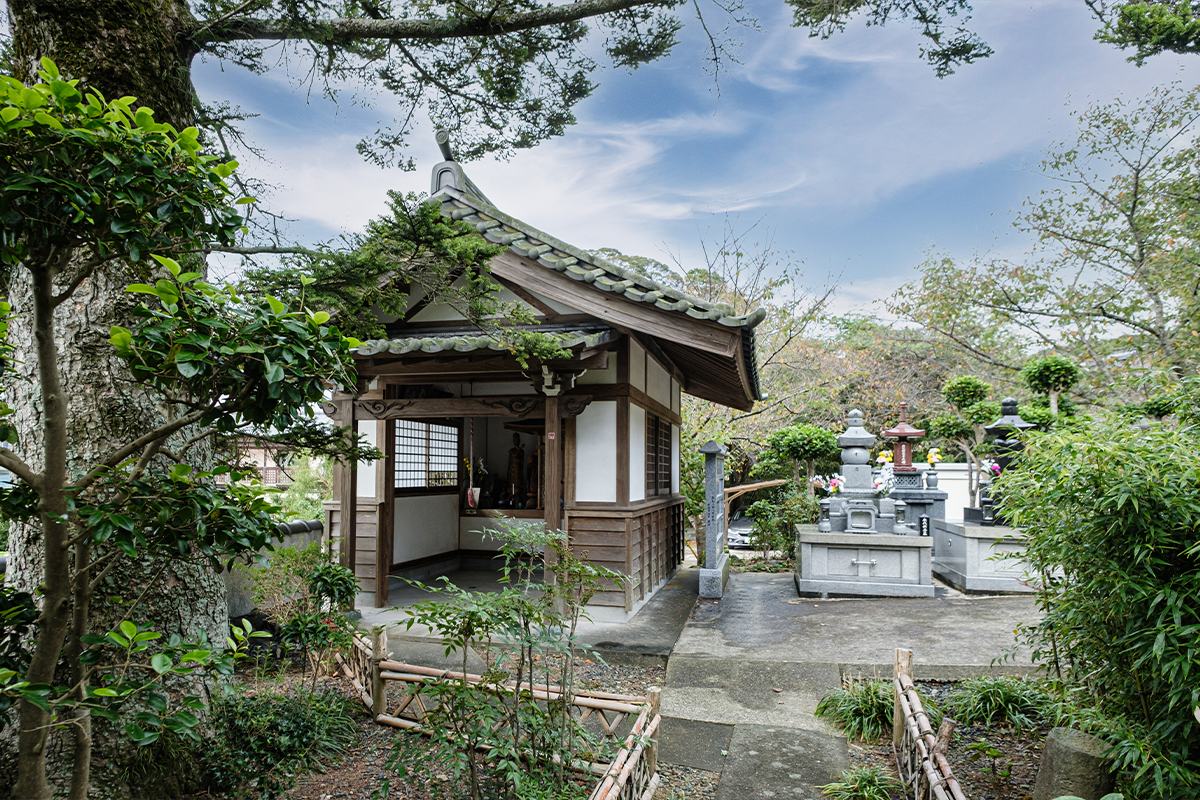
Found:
[337,629,661,799]
[892,648,967,800]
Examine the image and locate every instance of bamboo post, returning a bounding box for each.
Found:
[933,717,956,756]
[647,687,661,776]
[893,648,913,749]
[371,627,387,720]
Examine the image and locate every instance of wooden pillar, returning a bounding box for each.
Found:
[374,418,395,605]
[544,394,562,533]
[337,399,358,580]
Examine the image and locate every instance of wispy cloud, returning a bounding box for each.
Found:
[191,0,1198,293]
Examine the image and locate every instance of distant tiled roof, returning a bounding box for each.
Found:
[356,329,611,357]
[435,187,767,330]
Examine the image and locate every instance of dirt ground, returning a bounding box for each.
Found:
[846,682,1048,800]
[198,659,715,800]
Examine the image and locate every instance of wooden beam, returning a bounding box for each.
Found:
[490,250,740,358]
[633,332,687,388]
[336,395,594,421]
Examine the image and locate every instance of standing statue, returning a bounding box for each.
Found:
[507,433,526,497]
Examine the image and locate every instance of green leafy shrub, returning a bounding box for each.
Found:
[815,681,894,741]
[998,420,1200,797]
[385,518,623,799]
[745,488,819,560]
[945,676,1051,731]
[818,765,905,800]
[204,687,359,799]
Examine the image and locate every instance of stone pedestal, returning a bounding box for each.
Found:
[1032,727,1116,800]
[795,525,934,597]
[931,520,1033,593]
[890,485,947,530]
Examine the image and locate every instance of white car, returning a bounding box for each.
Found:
[726,508,754,549]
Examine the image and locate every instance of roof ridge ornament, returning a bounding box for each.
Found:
[435,128,455,162]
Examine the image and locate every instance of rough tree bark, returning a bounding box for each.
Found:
[4,3,225,798]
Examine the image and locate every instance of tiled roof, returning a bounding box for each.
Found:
[356,329,611,357]
[435,187,767,330]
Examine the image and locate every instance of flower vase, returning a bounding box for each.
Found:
[924,470,939,489]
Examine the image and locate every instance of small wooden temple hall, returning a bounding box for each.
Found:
[323,150,765,621]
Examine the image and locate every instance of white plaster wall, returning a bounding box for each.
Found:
[409,278,536,322]
[358,420,377,498]
[646,357,671,407]
[629,340,646,392]
[671,424,680,494]
[528,289,579,316]
[629,405,646,502]
[574,401,617,502]
[577,358,616,385]
[921,463,969,522]
[459,516,545,551]
[393,494,459,562]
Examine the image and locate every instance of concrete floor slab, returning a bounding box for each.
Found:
[360,560,701,667]
[657,717,734,772]
[661,656,840,730]
[577,565,699,666]
[715,725,848,800]
[675,572,1040,679]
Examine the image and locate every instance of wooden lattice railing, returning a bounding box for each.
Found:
[892,648,966,800]
[336,630,661,800]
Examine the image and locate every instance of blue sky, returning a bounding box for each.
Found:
[193,0,1197,314]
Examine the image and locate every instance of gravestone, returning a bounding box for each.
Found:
[796,409,933,597]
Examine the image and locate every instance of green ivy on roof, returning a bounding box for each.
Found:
[436,187,768,330]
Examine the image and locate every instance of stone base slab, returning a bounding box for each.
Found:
[795,526,934,598]
[795,573,936,597]
[699,551,730,598]
[932,519,1034,594]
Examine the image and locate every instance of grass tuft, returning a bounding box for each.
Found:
[818,765,905,800]
[945,675,1051,731]
[815,680,894,741]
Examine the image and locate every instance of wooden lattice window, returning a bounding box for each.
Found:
[645,413,673,497]
[395,420,459,489]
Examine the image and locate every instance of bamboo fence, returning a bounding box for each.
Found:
[892,647,967,800]
[336,630,661,800]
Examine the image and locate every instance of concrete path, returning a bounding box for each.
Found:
[658,571,1042,800]
[360,559,699,668]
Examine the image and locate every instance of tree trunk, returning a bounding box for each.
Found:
[8,0,199,129]
[1049,390,1060,416]
[5,4,225,799]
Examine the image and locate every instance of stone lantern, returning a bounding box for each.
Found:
[985,397,1035,474]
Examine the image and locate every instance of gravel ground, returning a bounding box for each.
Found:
[844,681,1048,800]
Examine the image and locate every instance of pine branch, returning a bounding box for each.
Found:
[191,0,669,44]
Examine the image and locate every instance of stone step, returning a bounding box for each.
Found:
[715,724,849,800]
